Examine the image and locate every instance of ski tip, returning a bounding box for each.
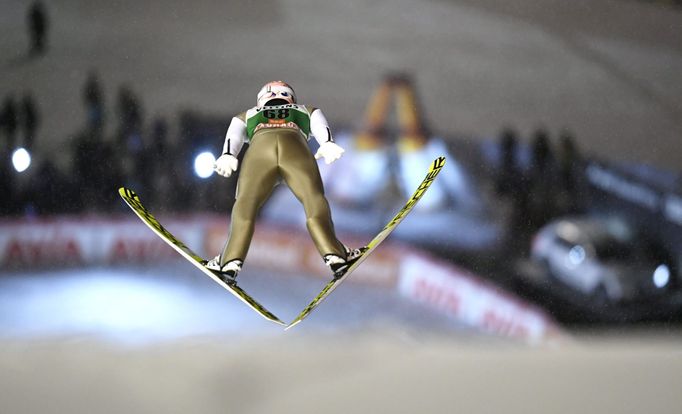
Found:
[432,156,446,170]
[119,187,143,203]
[118,187,137,198]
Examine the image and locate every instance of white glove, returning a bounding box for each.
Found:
[314,141,345,165]
[214,154,239,177]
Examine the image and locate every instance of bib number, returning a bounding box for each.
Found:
[263,108,290,119]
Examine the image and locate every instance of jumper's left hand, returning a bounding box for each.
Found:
[315,141,345,165]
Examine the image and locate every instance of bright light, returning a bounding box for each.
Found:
[568,245,586,266]
[193,151,216,179]
[653,264,670,288]
[12,148,31,173]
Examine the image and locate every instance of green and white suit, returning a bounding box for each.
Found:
[218,103,346,265]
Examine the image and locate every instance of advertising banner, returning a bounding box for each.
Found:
[399,253,559,341]
[0,215,560,340]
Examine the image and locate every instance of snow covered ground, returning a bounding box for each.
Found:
[1,264,681,413]
[0,263,470,343]
[0,329,681,413]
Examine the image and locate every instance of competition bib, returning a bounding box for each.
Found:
[245,104,312,140]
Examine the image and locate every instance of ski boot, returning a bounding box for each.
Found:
[323,246,367,278]
[205,257,243,285]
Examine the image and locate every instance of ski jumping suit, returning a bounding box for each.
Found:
[218,103,346,265]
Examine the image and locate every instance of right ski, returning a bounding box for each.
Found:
[286,156,446,330]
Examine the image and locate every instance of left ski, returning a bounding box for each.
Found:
[118,187,285,326]
[286,156,446,330]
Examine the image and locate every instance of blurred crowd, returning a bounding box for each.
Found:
[0,2,190,216]
[0,70,188,216]
[494,125,584,237]
[1,70,583,242]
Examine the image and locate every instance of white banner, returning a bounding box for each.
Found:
[0,218,204,268]
[399,253,559,342]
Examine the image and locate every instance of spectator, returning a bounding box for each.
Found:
[114,86,145,202]
[496,127,521,197]
[1,96,19,150]
[116,85,143,137]
[132,120,162,205]
[71,130,99,212]
[146,118,170,207]
[0,161,15,215]
[27,1,48,56]
[97,141,123,212]
[556,129,582,214]
[527,127,556,228]
[496,127,532,238]
[72,127,123,213]
[150,118,169,158]
[0,97,18,213]
[30,159,62,214]
[82,71,105,133]
[557,130,579,191]
[149,118,169,178]
[530,128,553,175]
[21,93,39,151]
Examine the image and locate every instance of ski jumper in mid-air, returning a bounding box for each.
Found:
[207,81,364,283]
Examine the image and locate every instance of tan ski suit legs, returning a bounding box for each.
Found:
[220,128,346,265]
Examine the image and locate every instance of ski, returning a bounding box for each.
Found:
[286,156,446,330]
[118,187,286,326]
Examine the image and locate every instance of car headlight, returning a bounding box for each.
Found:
[653,264,670,288]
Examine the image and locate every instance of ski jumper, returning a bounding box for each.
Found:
[219,103,346,265]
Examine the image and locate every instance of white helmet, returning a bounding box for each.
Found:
[257,81,296,108]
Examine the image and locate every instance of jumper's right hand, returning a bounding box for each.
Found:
[214,154,239,177]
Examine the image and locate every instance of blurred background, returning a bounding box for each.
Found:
[1,0,681,413]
